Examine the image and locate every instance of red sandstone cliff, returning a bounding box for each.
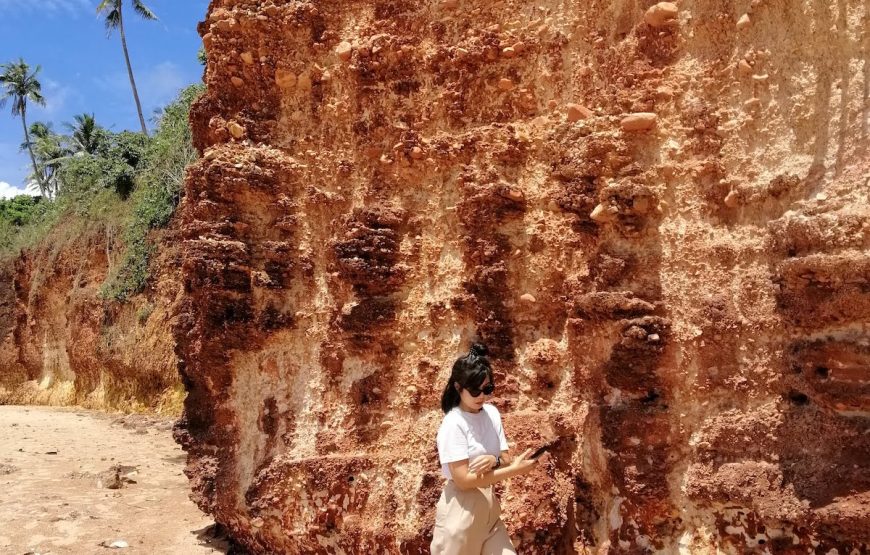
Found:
[0,223,183,413]
[174,0,868,553]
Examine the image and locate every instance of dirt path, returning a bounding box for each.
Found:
[0,405,229,555]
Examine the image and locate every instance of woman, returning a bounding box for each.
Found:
[430,343,539,555]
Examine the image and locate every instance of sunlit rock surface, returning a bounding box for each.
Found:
[175,1,869,552]
[0,227,183,412]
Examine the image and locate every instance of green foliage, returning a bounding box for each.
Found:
[0,58,45,117]
[27,122,69,197]
[56,131,148,203]
[0,83,204,302]
[0,195,52,253]
[100,83,203,301]
[0,195,45,226]
[66,113,109,155]
[136,302,154,325]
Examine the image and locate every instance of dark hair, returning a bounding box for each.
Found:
[441,343,494,413]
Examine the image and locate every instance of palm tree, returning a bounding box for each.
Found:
[0,59,49,196]
[20,121,51,152]
[97,0,157,136]
[27,123,70,199]
[65,113,107,154]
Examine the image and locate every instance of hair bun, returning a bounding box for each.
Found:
[469,343,488,357]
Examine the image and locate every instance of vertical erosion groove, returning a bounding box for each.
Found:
[172,1,870,553]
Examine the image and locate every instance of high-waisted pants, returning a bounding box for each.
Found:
[430,480,516,555]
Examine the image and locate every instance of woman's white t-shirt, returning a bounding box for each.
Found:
[436,404,509,479]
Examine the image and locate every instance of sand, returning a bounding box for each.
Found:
[0,405,229,554]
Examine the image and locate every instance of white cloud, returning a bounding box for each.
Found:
[0,0,89,17]
[0,180,38,199]
[96,61,188,107]
[141,62,187,105]
[32,78,75,116]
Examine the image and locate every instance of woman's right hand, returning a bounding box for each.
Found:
[510,448,539,474]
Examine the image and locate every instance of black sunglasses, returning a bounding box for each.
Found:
[466,384,495,397]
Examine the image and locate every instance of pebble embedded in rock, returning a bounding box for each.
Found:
[520,293,537,303]
[620,112,658,131]
[502,47,516,58]
[590,203,616,222]
[231,76,244,87]
[297,73,312,91]
[737,14,751,29]
[275,69,297,89]
[737,60,753,75]
[724,190,740,207]
[227,121,246,139]
[508,189,524,201]
[411,146,425,159]
[336,41,353,61]
[498,78,515,91]
[633,197,651,213]
[240,51,254,65]
[567,103,593,122]
[643,2,679,27]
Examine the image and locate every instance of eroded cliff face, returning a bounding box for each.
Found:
[0,224,184,413]
[176,0,869,552]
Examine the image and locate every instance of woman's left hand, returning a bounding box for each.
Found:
[468,454,497,475]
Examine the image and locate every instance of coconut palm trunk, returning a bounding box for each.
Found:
[117,2,149,136]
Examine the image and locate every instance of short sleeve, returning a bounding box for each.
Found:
[437,415,469,464]
[495,410,509,451]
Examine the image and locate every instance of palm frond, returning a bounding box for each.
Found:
[103,8,121,32]
[132,0,157,20]
[96,0,119,29]
[0,59,43,115]
[28,87,45,107]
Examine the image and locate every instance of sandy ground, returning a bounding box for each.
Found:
[0,405,230,555]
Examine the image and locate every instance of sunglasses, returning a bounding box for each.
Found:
[466,384,495,397]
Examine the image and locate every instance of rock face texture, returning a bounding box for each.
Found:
[177,0,869,553]
[0,226,183,412]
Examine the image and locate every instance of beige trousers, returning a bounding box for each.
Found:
[430,480,517,555]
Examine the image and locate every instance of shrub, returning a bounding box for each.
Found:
[0,195,45,226]
[0,84,204,302]
[100,84,204,301]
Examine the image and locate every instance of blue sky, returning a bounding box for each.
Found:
[0,0,209,197]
